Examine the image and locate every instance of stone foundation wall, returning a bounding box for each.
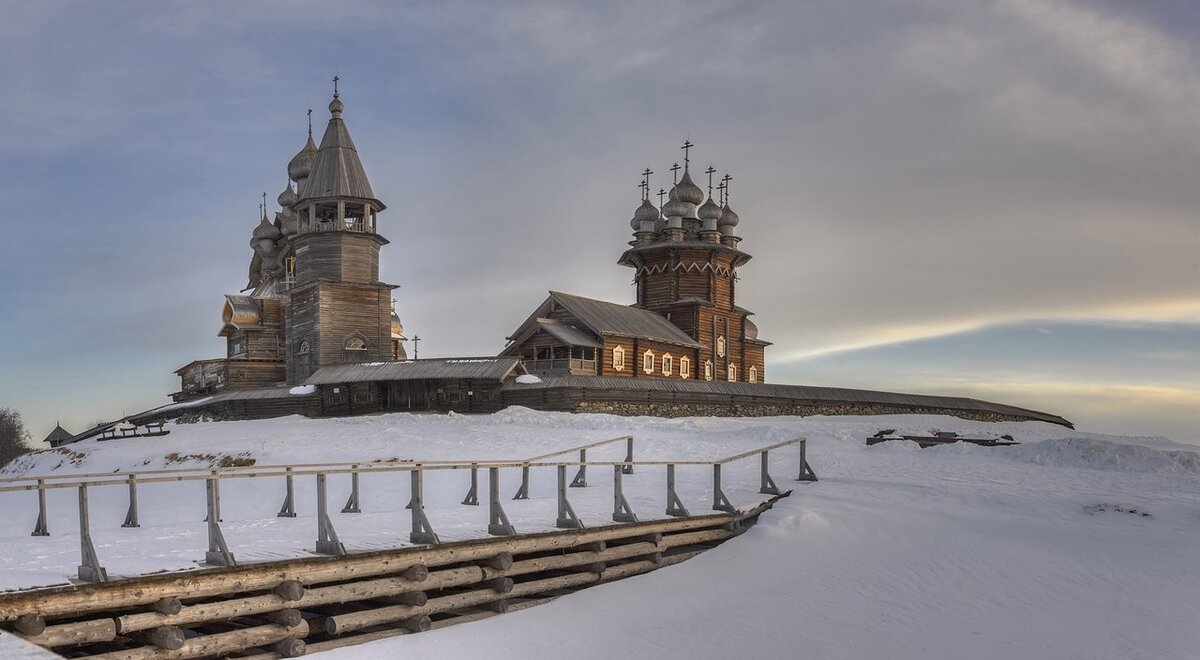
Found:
[573,400,1037,424]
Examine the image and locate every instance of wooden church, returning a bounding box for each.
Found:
[502,153,768,385]
[174,81,406,402]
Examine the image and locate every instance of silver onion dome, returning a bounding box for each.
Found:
[697,197,722,221]
[287,134,317,182]
[631,198,660,230]
[675,169,705,206]
[718,203,740,229]
[252,216,282,240]
[661,187,690,218]
[277,182,297,209]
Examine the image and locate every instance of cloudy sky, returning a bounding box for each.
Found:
[1,0,1198,444]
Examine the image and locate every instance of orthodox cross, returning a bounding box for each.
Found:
[681,140,693,168]
[721,173,732,202]
[716,181,727,206]
[670,162,681,184]
[261,192,267,218]
[333,76,340,99]
[638,179,648,201]
[642,167,653,200]
[705,166,716,197]
[657,188,667,208]
[307,108,313,137]
[411,335,420,360]
[391,297,397,311]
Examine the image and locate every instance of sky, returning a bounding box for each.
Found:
[0,0,1198,445]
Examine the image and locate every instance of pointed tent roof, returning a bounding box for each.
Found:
[297,97,385,209]
[43,423,73,447]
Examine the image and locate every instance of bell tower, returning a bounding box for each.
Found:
[283,80,396,384]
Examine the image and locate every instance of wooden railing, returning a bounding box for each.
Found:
[1,436,817,583]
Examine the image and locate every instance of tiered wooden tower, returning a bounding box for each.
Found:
[617,145,770,382]
[282,84,397,384]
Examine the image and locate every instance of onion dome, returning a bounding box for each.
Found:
[661,187,691,218]
[744,317,759,340]
[631,198,660,230]
[277,182,297,209]
[718,203,740,229]
[252,216,282,241]
[391,310,405,339]
[697,197,722,222]
[675,169,705,206]
[329,95,344,117]
[288,134,317,182]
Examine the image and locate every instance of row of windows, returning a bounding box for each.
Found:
[610,345,757,382]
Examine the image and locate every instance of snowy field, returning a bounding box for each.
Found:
[2,408,1198,659]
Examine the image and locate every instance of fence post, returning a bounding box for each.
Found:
[31,479,49,536]
[121,475,141,528]
[665,464,690,517]
[797,439,818,482]
[570,449,587,487]
[512,464,530,500]
[556,465,583,529]
[712,464,734,513]
[77,485,108,583]
[759,451,781,495]
[409,468,439,545]
[462,464,479,506]
[315,473,347,555]
[487,467,515,536]
[205,473,236,566]
[342,464,362,513]
[277,467,297,517]
[622,437,634,475]
[612,465,637,523]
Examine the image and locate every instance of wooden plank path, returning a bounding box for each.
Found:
[0,436,818,658]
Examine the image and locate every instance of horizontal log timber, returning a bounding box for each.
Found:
[89,620,309,660]
[0,500,776,622]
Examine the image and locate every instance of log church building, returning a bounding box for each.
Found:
[107,82,1067,433]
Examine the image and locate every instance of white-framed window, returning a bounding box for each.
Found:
[680,356,691,379]
[298,339,311,354]
[704,360,713,381]
[345,336,367,351]
[662,353,673,376]
[749,365,758,383]
[643,350,655,374]
[728,364,737,382]
[716,336,726,357]
[612,345,625,372]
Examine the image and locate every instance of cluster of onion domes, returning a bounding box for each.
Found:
[629,150,743,248]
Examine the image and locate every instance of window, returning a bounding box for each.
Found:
[716,336,726,358]
[704,360,713,381]
[344,334,368,363]
[298,340,310,354]
[643,350,655,374]
[749,365,758,383]
[612,345,625,372]
[680,356,691,379]
[728,364,737,382]
[662,353,673,376]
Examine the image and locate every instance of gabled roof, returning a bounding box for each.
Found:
[307,357,524,385]
[507,292,703,349]
[297,106,383,208]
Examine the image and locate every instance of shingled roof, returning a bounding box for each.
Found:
[504,292,703,351]
[307,357,524,385]
[297,98,383,208]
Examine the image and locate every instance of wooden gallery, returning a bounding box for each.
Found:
[163,85,1069,429]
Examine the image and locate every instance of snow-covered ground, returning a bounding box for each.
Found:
[3,408,1198,659]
